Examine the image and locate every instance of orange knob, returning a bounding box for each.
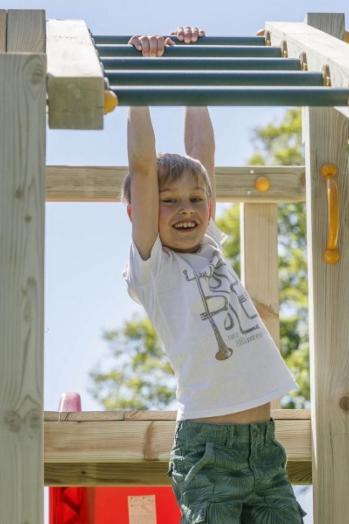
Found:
[255,176,270,192]
[104,90,118,114]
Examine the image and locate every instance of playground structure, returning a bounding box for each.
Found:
[0,8,348,523]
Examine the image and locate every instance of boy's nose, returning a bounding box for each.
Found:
[179,203,194,213]
[179,208,194,217]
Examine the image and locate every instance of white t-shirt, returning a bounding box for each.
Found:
[123,219,299,421]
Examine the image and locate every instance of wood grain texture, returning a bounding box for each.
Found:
[0,53,46,524]
[241,203,281,411]
[0,10,6,51]
[45,461,312,486]
[305,13,345,40]
[304,105,349,524]
[265,19,349,118]
[44,408,310,422]
[45,165,305,203]
[44,410,311,486]
[303,12,349,524]
[47,19,104,129]
[7,9,45,52]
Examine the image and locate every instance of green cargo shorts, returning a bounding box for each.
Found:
[167,417,307,523]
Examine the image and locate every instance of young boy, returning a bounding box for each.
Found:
[123,27,307,523]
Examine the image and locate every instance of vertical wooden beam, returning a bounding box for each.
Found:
[0,10,7,51]
[7,9,46,52]
[0,10,46,524]
[0,51,46,524]
[240,203,281,410]
[303,12,349,524]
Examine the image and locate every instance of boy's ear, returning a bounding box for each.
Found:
[127,204,132,221]
[208,200,212,219]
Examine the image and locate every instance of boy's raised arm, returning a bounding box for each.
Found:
[184,107,216,219]
[128,107,159,259]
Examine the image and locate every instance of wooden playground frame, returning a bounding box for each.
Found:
[0,9,348,523]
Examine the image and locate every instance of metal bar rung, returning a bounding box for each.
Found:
[105,70,323,86]
[93,35,266,46]
[110,86,349,106]
[100,57,300,71]
[97,44,281,58]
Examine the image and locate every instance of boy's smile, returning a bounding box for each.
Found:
[158,172,211,253]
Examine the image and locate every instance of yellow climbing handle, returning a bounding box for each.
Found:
[320,164,340,264]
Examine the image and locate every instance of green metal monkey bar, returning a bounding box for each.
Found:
[93,34,349,107]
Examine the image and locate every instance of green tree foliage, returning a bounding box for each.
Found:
[89,108,309,410]
[89,316,176,410]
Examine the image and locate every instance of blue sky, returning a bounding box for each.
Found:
[10,0,348,520]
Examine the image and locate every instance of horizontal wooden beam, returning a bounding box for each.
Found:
[47,20,104,130]
[44,409,312,486]
[46,165,305,203]
[265,21,349,118]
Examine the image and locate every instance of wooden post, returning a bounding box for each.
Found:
[240,202,282,415]
[303,13,349,524]
[0,10,6,51]
[0,10,46,524]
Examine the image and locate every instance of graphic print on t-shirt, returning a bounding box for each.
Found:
[183,254,264,361]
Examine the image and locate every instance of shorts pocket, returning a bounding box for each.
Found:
[183,441,215,486]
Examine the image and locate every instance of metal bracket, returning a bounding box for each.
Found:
[281,40,288,58]
[299,52,308,71]
[322,64,331,87]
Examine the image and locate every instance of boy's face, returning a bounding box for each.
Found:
[158,172,211,253]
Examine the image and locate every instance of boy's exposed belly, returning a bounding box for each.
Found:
[192,402,271,424]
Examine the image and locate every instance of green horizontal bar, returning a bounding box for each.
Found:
[97,45,281,58]
[106,71,323,87]
[101,57,300,71]
[111,86,349,106]
[93,35,266,46]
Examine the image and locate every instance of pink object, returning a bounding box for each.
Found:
[58,392,82,412]
[49,392,93,524]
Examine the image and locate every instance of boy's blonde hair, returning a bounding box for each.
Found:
[121,153,212,204]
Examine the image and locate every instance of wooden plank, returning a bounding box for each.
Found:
[241,203,282,412]
[46,19,104,129]
[44,408,309,422]
[265,19,349,118]
[303,13,349,524]
[0,10,6,51]
[44,410,312,486]
[0,53,46,524]
[45,165,305,203]
[45,460,312,487]
[7,9,45,52]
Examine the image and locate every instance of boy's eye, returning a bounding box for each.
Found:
[161,199,176,203]
[191,197,203,202]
